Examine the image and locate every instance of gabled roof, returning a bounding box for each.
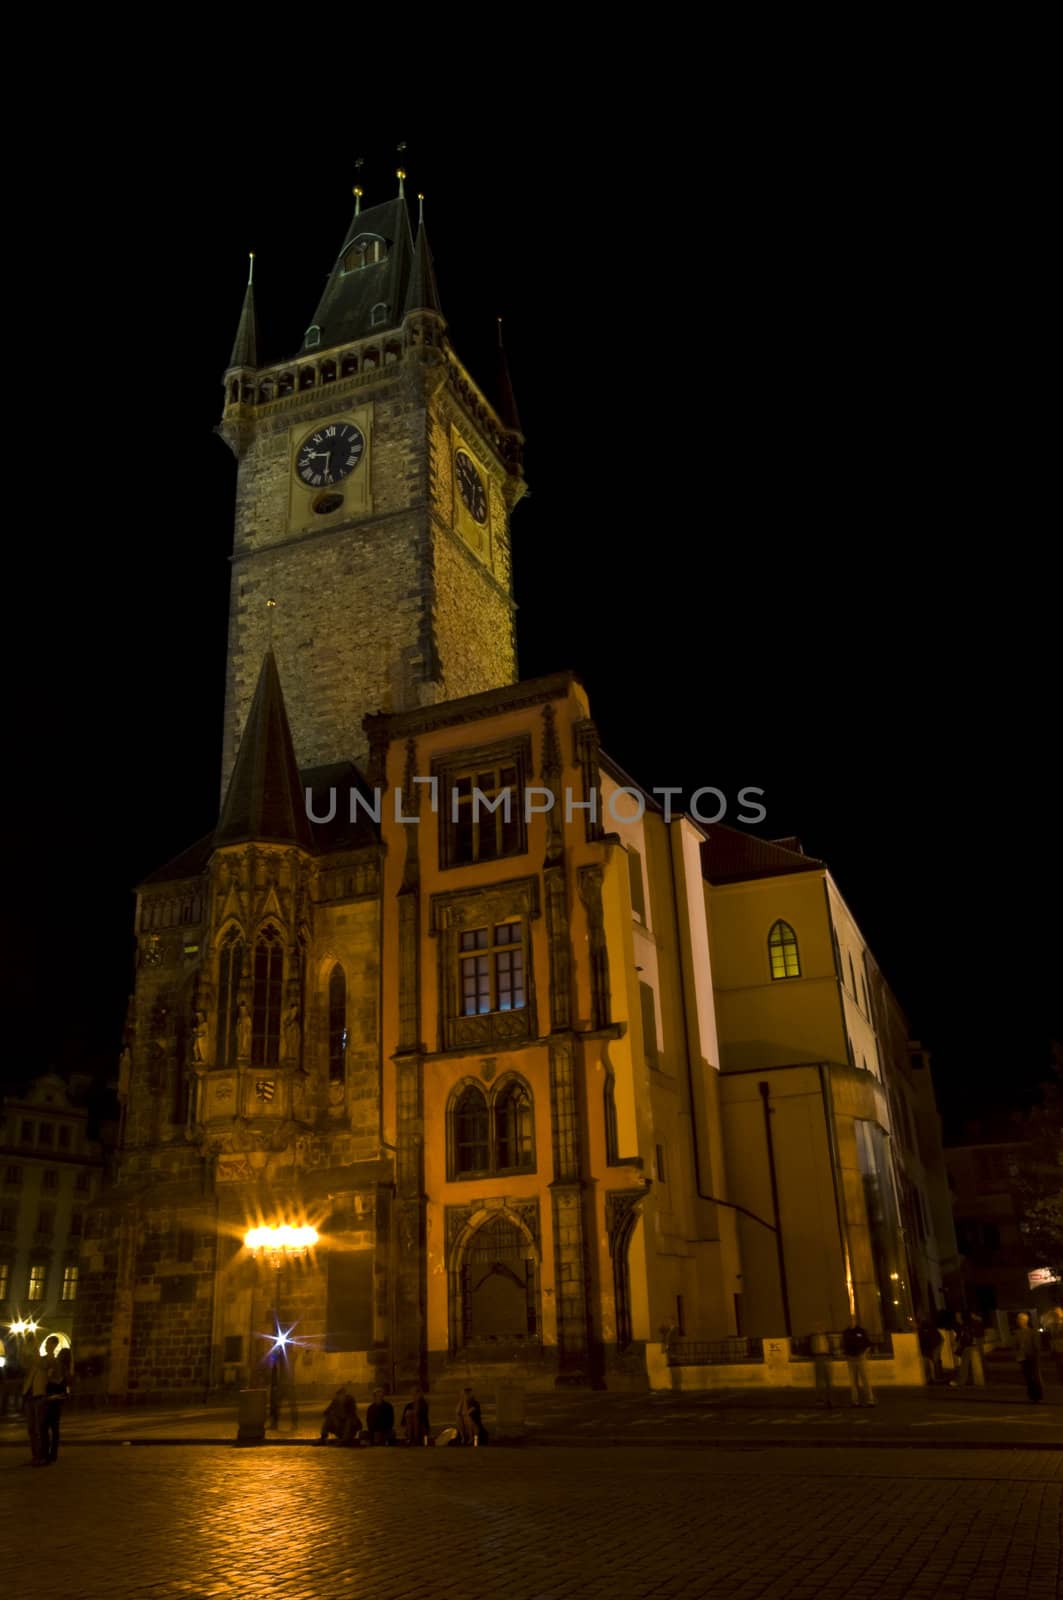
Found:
[701,823,824,885]
[303,196,414,353]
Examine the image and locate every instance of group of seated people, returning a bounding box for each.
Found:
[318,1384,486,1447]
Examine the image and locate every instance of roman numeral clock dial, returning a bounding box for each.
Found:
[455,450,488,524]
[296,422,365,488]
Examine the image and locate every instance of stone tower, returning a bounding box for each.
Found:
[217,189,525,794]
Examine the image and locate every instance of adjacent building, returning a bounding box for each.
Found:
[0,1075,104,1360]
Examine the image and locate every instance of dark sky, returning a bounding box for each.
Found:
[3,120,1057,1138]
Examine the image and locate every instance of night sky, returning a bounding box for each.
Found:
[3,123,1057,1138]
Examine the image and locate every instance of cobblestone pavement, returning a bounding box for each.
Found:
[4,1444,1060,1600]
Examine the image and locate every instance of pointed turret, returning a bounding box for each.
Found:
[227,254,259,371]
[301,195,414,353]
[216,649,313,850]
[404,214,443,320]
[495,317,522,436]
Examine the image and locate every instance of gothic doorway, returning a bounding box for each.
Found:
[453,1212,540,1350]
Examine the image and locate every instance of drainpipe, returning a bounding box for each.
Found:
[817,1062,855,1317]
[757,1082,792,1337]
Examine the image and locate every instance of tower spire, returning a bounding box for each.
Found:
[227,253,259,371]
[495,316,522,435]
[404,210,443,320]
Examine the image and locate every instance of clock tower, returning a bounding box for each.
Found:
[217,186,525,792]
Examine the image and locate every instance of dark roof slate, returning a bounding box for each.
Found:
[701,824,824,885]
[215,649,314,851]
[303,196,414,354]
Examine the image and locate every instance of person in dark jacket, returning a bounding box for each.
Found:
[1014,1313,1043,1403]
[402,1388,431,1445]
[365,1387,395,1445]
[841,1319,875,1407]
[317,1386,360,1445]
[918,1319,943,1384]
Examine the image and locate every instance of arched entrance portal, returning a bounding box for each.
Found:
[454,1212,540,1350]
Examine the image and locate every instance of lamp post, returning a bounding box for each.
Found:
[237,1225,318,1443]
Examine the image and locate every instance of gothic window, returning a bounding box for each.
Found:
[459,923,525,1017]
[768,919,801,980]
[494,1078,535,1172]
[448,1077,536,1180]
[216,929,244,1066]
[452,1084,490,1177]
[252,927,284,1066]
[328,964,347,1084]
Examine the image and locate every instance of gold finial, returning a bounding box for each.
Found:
[248,251,255,285]
[266,595,277,645]
[418,192,425,226]
[396,167,406,198]
[353,184,363,215]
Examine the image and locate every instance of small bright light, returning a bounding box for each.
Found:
[889,1272,899,1280]
[0,1354,6,1368]
[244,1224,318,1252]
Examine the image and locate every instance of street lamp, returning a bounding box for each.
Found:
[237,1224,318,1443]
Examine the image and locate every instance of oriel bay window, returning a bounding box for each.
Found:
[431,877,540,1050]
[252,927,283,1065]
[434,737,531,871]
[460,922,525,1016]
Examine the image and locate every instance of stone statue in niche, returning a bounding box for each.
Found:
[190,1010,208,1065]
[283,1002,302,1061]
[236,1001,251,1060]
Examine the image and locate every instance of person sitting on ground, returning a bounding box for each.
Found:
[318,1385,360,1445]
[456,1386,487,1445]
[365,1387,395,1445]
[402,1387,431,1445]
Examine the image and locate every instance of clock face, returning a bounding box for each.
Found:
[296,422,365,488]
[455,450,488,524]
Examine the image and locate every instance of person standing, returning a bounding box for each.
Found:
[1014,1313,1043,1403]
[365,1387,395,1445]
[841,1318,875,1407]
[42,1346,71,1463]
[1046,1307,1063,1385]
[402,1388,431,1445]
[918,1319,943,1385]
[456,1386,487,1445]
[809,1325,835,1409]
[22,1336,63,1466]
[954,1314,985,1388]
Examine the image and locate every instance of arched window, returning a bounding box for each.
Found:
[216,928,244,1066]
[459,1213,538,1346]
[252,927,283,1065]
[768,920,800,980]
[452,1084,489,1177]
[328,964,347,1084]
[304,325,321,348]
[370,302,388,327]
[341,235,387,273]
[494,1079,534,1171]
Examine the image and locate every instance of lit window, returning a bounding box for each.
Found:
[768,920,801,980]
[28,1264,45,1301]
[341,235,387,273]
[0,1262,9,1300]
[61,1265,78,1302]
[460,924,525,1016]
